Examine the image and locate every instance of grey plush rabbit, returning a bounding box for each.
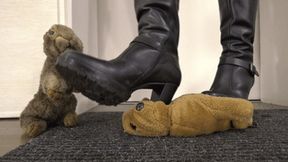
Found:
[20,24,83,138]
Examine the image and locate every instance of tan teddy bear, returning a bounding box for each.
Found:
[123,94,254,137]
[20,24,83,138]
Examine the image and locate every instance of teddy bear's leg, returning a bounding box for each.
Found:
[21,117,47,138]
[232,117,253,129]
[63,112,78,127]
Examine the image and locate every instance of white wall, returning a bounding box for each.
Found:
[0,0,58,117]
[259,0,288,106]
[95,0,260,101]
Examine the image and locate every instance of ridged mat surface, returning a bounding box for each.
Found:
[1,109,288,161]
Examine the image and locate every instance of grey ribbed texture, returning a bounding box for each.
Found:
[1,109,288,161]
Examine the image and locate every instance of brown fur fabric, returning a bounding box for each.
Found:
[20,24,83,138]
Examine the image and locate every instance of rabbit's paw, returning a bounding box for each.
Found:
[24,121,47,138]
[64,112,78,127]
[47,88,63,101]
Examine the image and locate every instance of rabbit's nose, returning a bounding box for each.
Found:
[55,37,70,52]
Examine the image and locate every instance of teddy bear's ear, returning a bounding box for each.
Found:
[154,101,168,109]
[152,101,170,127]
[142,98,150,101]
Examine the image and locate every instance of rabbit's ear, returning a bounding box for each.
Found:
[70,36,83,52]
[55,36,70,52]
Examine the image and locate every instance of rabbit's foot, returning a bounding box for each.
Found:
[64,112,78,127]
[24,120,47,138]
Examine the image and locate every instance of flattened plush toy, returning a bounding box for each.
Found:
[20,24,83,138]
[123,94,254,137]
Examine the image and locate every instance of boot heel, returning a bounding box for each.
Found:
[151,83,178,104]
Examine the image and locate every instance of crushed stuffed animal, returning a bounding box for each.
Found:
[20,24,83,138]
[122,94,254,137]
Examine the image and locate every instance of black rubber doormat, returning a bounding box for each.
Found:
[1,109,288,161]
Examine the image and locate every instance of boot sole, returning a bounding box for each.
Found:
[202,91,247,99]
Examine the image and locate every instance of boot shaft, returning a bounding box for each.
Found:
[134,0,180,54]
[219,0,259,62]
[203,0,259,99]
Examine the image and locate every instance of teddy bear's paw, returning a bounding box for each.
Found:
[232,117,253,129]
[24,121,47,138]
[47,88,64,101]
[64,112,78,127]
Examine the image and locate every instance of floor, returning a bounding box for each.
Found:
[0,101,287,156]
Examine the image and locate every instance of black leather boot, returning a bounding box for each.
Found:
[56,0,181,105]
[203,0,259,99]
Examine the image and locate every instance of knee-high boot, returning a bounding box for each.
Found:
[203,0,259,99]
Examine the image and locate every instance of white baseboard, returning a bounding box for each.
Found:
[0,111,21,118]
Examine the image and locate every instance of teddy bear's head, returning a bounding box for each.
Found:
[122,99,171,136]
[43,24,83,58]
